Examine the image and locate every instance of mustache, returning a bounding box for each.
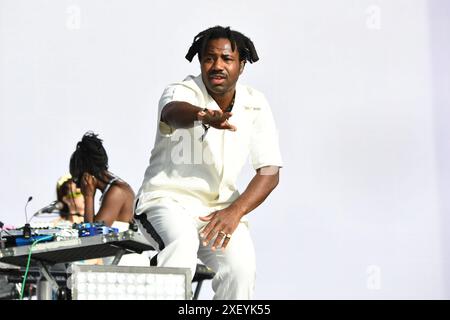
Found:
[208,72,227,78]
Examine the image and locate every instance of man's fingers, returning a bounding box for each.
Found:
[215,231,233,251]
[211,110,233,121]
[197,111,206,121]
[198,214,213,222]
[211,232,226,251]
[200,219,219,244]
[204,225,220,244]
[219,121,237,131]
[220,112,232,122]
[213,112,225,122]
[198,214,214,238]
[221,237,231,251]
[200,223,212,240]
[201,110,233,126]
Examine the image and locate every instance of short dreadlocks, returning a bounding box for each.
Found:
[185,26,259,64]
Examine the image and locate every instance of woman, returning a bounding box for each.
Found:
[55,174,84,225]
[55,174,103,265]
[69,132,135,228]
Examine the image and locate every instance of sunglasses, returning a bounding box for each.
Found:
[66,191,83,199]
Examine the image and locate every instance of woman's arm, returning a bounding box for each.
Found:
[80,173,96,224]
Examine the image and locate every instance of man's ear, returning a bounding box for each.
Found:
[239,61,245,74]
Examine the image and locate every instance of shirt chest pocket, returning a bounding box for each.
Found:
[223,109,255,161]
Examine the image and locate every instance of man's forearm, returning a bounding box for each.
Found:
[229,168,280,218]
[161,101,202,129]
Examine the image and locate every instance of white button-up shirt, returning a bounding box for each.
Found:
[136,74,282,213]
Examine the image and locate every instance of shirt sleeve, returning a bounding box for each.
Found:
[157,82,199,136]
[249,94,283,170]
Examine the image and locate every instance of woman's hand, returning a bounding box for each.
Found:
[80,173,97,197]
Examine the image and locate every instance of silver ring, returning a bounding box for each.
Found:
[218,231,226,237]
[225,234,232,239]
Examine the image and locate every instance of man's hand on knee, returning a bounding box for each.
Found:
[199,207,243,251]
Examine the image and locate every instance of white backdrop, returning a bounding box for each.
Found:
[1,0,449,299]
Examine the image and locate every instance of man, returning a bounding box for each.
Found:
[134,26,282,299]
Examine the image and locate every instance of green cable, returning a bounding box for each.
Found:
[20,236,53,300]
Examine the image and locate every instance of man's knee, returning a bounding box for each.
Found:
[230,262,256,283]
[152,230,200,273]
[212,260,256,299]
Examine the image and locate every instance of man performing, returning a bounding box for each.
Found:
[134,26,282,299]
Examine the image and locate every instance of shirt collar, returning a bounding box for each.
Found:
[193,74,242,112]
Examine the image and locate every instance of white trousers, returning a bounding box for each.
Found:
[134,197,256,300]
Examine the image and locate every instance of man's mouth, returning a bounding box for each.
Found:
[209,74,226,85]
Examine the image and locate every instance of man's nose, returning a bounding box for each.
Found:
[212,58,224,70]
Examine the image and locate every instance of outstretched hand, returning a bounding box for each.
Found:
[197,108,237,131]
